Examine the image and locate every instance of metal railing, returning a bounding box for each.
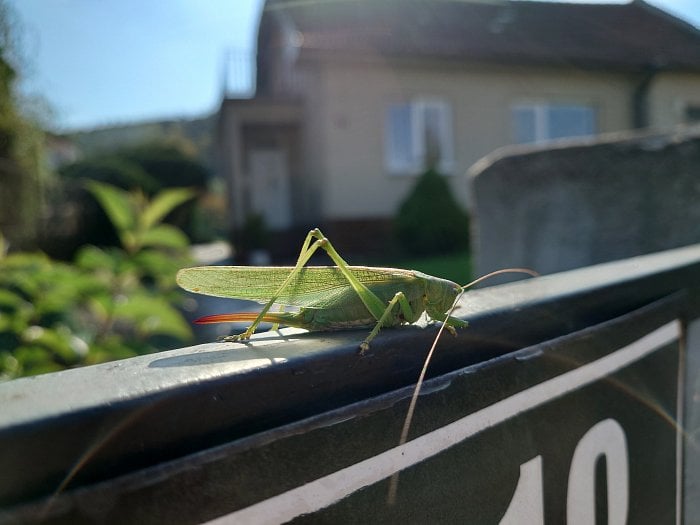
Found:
[1,244,699,523]
[222,49,256,98]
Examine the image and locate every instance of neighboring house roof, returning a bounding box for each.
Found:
[262,0,700,72]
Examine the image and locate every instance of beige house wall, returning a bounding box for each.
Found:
[218,99,303,228]
[311,59,636,219]
[294,66,326,224]
[648,72,700,129]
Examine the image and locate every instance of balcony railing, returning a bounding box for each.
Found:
[222,49,256,98]
[1,244,699,523]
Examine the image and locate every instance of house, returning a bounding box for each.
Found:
[217,0,700,254]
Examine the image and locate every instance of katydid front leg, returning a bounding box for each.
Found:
[224,229,325,341]
[360,291,416,353]
[265,231,318,333]
[442,315,468,336]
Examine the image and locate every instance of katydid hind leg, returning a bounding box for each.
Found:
[311,231,391,323]
[265,233,317,333]
[310,231,422,350]
[230,228,388,345]
[229,229,327,341]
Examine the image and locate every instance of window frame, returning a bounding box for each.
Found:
[512,101,597,145]
[384,97,455,175]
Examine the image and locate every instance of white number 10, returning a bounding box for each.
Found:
[500,419,629,524]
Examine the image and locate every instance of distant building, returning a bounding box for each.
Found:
[218,0,700,248]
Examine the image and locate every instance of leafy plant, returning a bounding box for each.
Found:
[117,142,209,192]
[86,181,194,254]
[51,143,211,255]
[0,183,196,380]
[0,249,103,377]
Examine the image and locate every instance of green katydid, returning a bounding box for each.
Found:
[177,228,537,353]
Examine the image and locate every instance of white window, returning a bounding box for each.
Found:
[513,103,596,144]
[384,99,454,174]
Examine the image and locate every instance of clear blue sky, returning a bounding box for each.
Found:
[8,0,700,132]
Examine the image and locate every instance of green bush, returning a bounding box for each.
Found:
[117,144,209,238]
[0,183,196,380]
[394,168,470,256]
[53,159,161,255]
[59,143,209,195]
[118,143,209,192]
[60,156,159,193]
[53,143,211,252]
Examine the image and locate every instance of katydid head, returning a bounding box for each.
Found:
[424,268,539,321]
[423,275,463,320]
[440,267,540,319]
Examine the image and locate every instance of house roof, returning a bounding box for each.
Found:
[262,0,700,72]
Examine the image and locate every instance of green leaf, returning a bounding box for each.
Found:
[132,249,187,289]
[86,181,135,241]
[141,187,196,230]
[0,353,20,380]
[0,289,25,310]
[75,245,119,272]
[113,293,192,341]
[87,336,140,363]
[21,325,83,364]
[139,224,190,250]
[0,251,51,270]
[13,345,64,377]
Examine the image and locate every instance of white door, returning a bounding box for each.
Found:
[249,149,292,230]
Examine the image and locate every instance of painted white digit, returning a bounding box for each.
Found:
[567,418,629,525]
[499,456,544,525]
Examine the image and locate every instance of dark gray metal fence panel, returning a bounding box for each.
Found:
[1,244,699,523]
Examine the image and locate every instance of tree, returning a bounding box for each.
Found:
[394,168,470,255]
[0,0,49,250]
[118,142,209,192]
